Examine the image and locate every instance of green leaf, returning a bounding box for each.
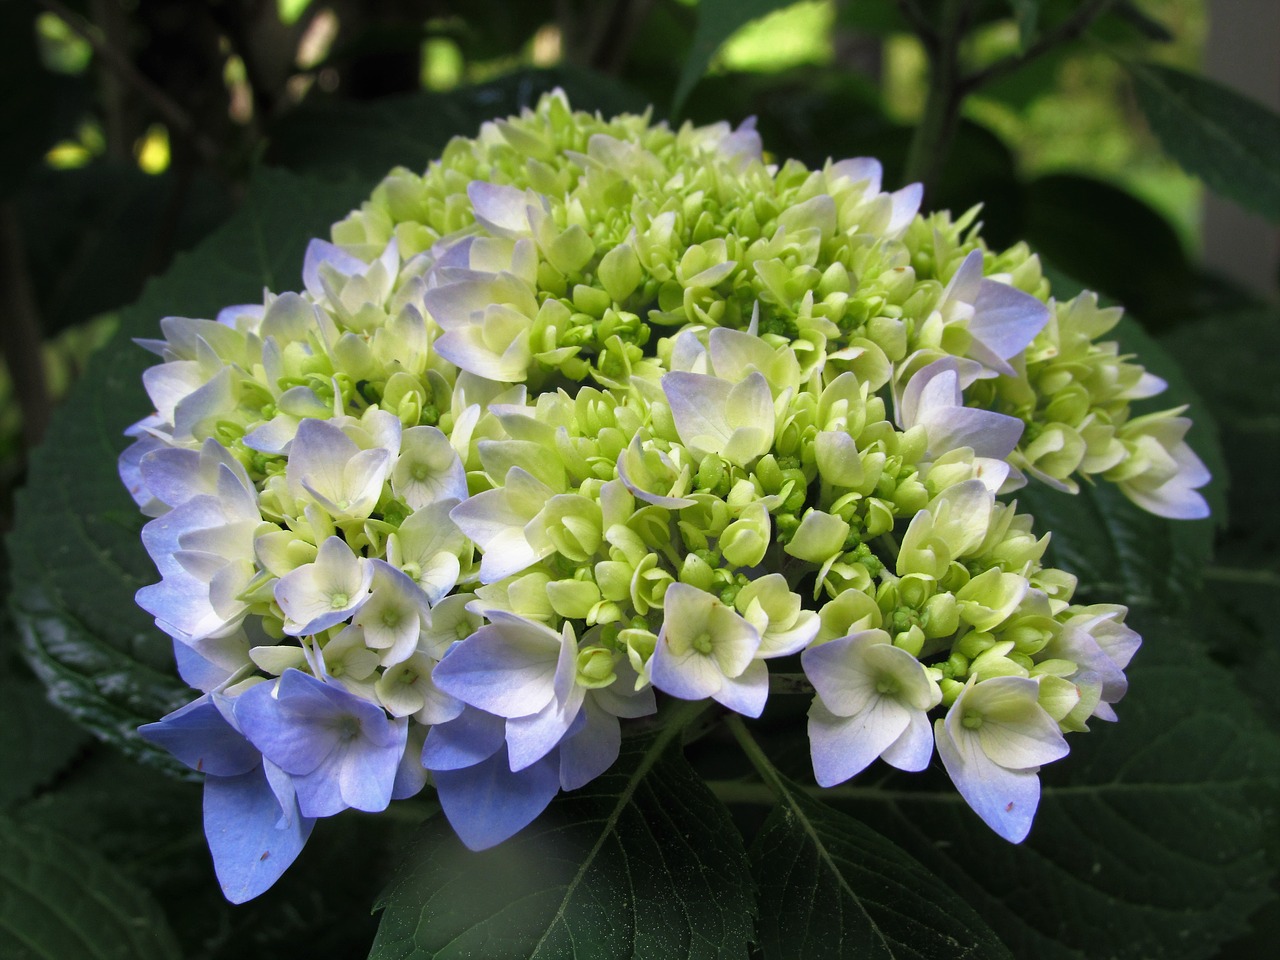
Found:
[7,167,372,765]
[17,162,231,335]
[828,613,1280,959]
[749,773,1012,959]
[1007,0,1041,49]
[17,745,406,960]
[1023,174,1196,328]
[370,715,754,960]
[1129,62,1280,222]
[1160,307,1280,553]
[0,675,89,808]
[0,816,182,960]
[672,0,799,115]
[1111,1,1174,42]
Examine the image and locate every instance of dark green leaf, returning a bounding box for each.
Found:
[17,162,231,335]
[0,675,89,808]
[17,746,407,960]
[1112,1,1175,42]
[929,121,1023,247]
[750,773,1012,959]
[268,68,649,183]
[370,721,754,960]
[830,614,1280,959]
[0,815,182,960]
[1008,0,1041,49]
[1024,174,1196,328]
[1130,62,1280,222]
[8,168,372,765]
[1161,307,1280,726]
[1160,307,1280,555]
[672,0,799,115]
[834,0,911,36]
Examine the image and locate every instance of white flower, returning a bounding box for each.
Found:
[274,536,374,636]
[285,417,398,521]
[803,630,940,786]
[934,676,1069,842]
[649,583,767,717]
[661,370,776,468]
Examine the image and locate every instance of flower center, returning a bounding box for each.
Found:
[875,675,900,697]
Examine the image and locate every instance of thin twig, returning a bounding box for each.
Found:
[901,0,972,194]
[588,0,657,75]
[893,0,938,51]
[38,0,222,165]
[962,0,1121,93]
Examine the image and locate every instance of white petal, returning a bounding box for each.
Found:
[936,718,1041,843]
[808,697,910,786]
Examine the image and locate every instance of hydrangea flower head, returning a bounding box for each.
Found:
[121,90,1207,900]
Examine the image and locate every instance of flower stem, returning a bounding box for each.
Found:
[724,713,787,802]
[768,672,814,695]
[901,0,971,195]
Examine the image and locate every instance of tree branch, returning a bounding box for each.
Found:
[962,0,1122,93]
[893,0,938,52]
[38,0,222,165]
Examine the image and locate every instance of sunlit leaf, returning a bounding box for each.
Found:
[672,0,798,114]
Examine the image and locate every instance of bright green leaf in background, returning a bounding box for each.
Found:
[672,0,798,114]
[1130,61,1280,222]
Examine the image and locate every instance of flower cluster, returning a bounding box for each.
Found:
[123,91,1207,902]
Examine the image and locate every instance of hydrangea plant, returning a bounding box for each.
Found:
[120,91,1208,903]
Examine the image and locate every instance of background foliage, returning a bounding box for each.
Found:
[2,1,1277,957]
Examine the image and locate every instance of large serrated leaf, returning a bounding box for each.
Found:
[0,676,89,808]
[1129,62,1280,222]
[828,613,1280,960]
[370,720,754,960]
[749,773,1011,959]
[7,168,372,763]
[0,816,183,960]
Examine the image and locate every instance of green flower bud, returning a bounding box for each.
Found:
[547,579,602,619]
[598,243,643,302]
[1036,675,1082,723]
[721,502,770,568]
[576,645,618,689]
